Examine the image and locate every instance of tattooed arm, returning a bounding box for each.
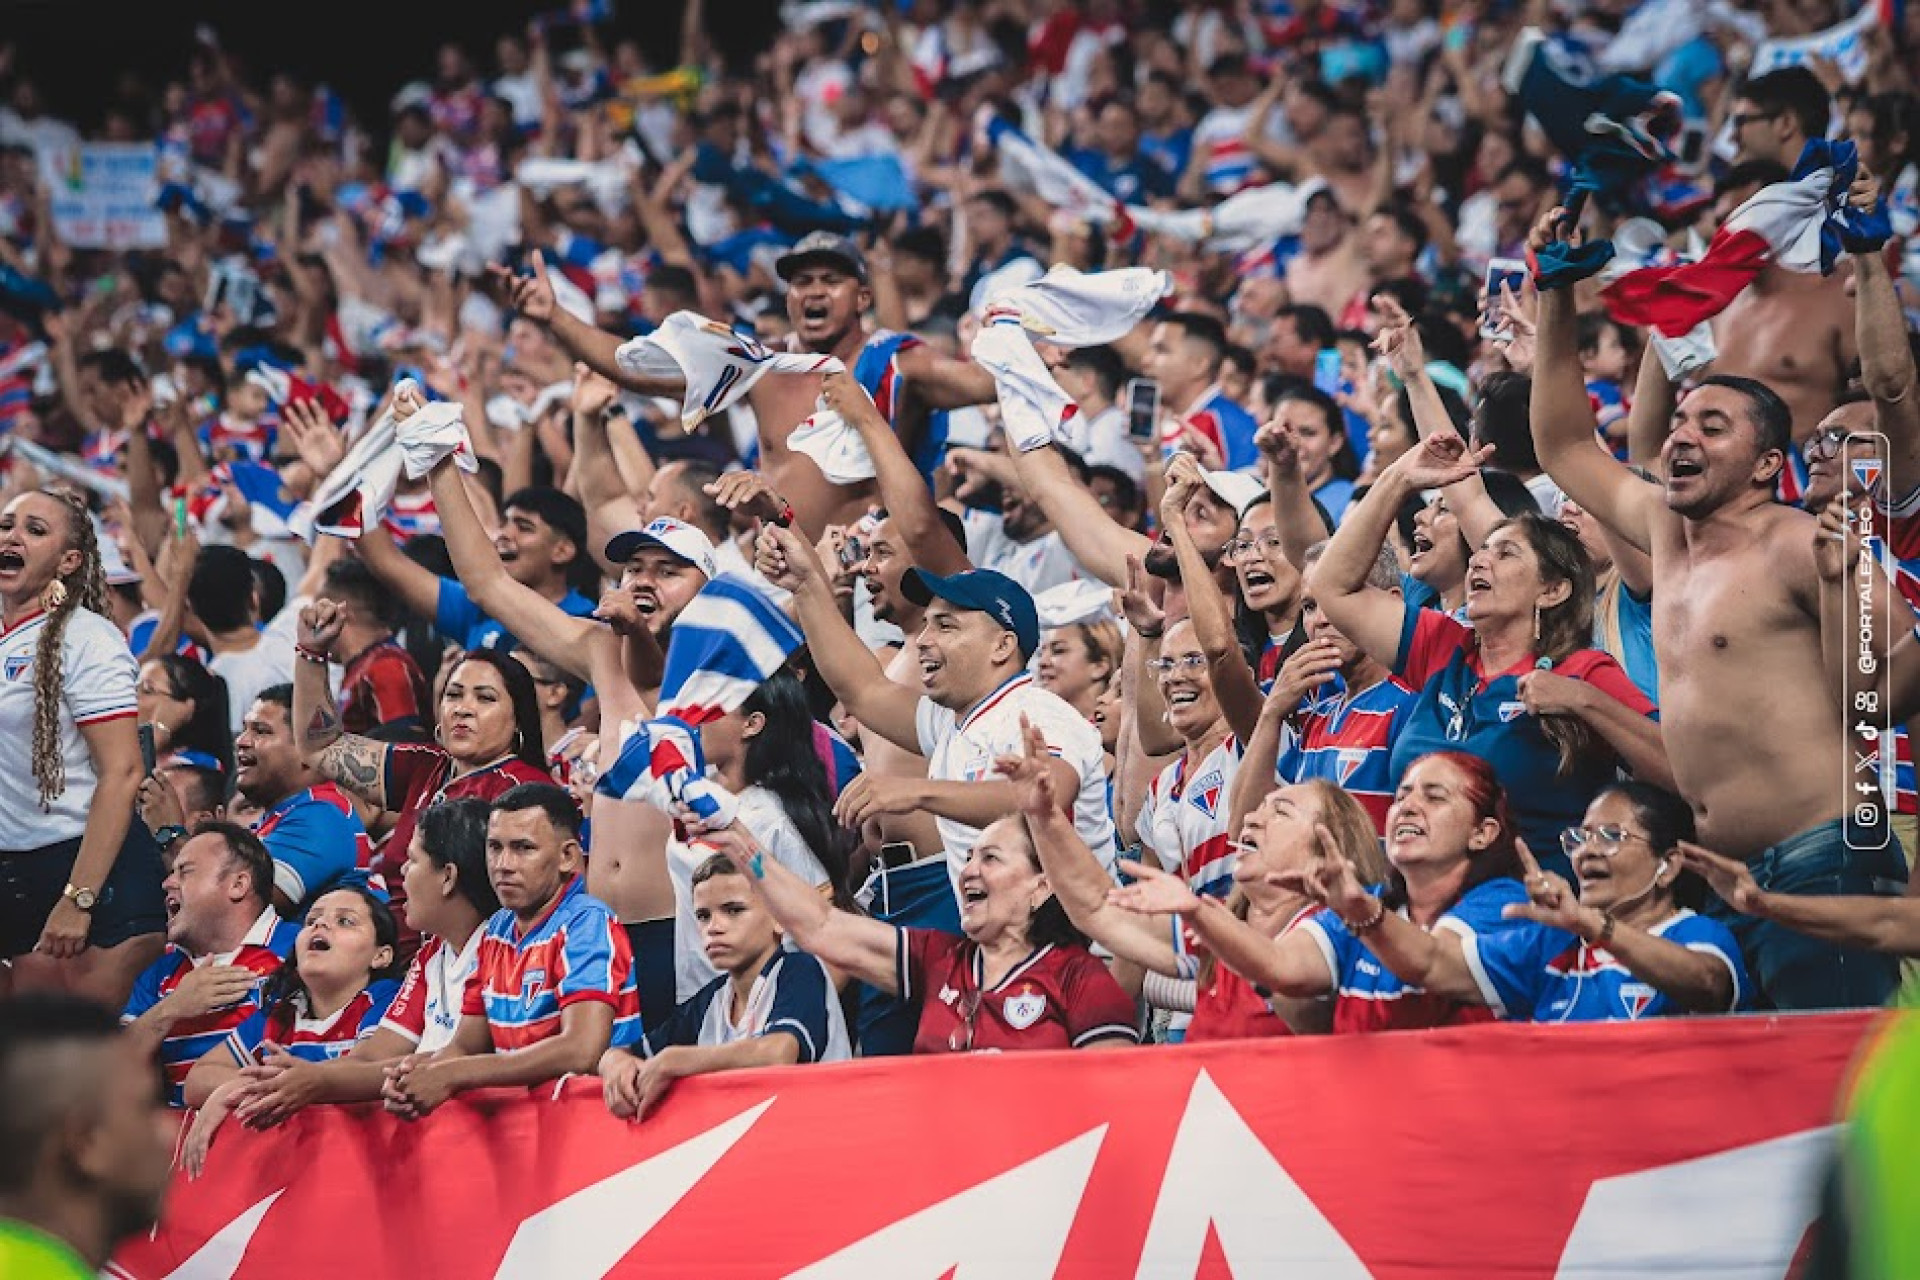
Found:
[294,600,394,812]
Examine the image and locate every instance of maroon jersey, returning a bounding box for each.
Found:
[896,930,1138,1055]
[339,639,428,738]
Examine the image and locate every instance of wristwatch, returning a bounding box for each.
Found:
[153,824,189,851]
[62,883,98,912]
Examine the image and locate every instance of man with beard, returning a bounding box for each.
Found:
[1529,207,1908,1011]
[0,996,175,1278]
[490,234,996,536]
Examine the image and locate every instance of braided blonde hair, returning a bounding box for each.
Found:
[30,488,109,808]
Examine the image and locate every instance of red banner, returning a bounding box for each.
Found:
[114,1013,1875,1279]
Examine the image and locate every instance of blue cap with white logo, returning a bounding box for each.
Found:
[902,568,1041,660]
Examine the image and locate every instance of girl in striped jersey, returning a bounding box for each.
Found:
[181,886,402,1175]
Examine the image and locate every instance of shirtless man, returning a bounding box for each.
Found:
[1285,189,1371,319]
[490,234,995,537]
[1528,206,1906,1011]
[1713,70,1857,449]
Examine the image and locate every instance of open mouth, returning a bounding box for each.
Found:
[1242,567,1275,591]
[0,550,24,574]
[800,300,832,326]
[630,588,659,615]
[960,884,988,908]
[496,543,519,563]
[165,892,182,919]
[1466,572,1492,594]
[1390,820,1425,841]
[306,936,332,953]
[919,657,943,684]
[1667,457,1703,480]
[1410,532,1434,557]
[1166,688,1201,709]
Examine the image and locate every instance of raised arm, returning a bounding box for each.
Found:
[426,453,599,682]
[1004,439,1154,587]
[1625,330,1680,471]
[896,340,998,410]
[708,822,900,990]
[1527,210,1663,553]
[999,719,1176,974]
[1853,188,1920,486]
[565,368,649,575]
[1256,420,1331,571]
[1161,454,1261,743]
[1289,826,1483,1000]
[486,257,684,396]
[821,370,970,574]
[754,520,922,751]
[1109,859,1335,997]
[292,599,392,811]
[1682,841,1920,956]
[351,523,445,625]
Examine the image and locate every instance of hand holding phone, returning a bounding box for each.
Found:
[1481,258,1530,339]
[1125,378,1161,443]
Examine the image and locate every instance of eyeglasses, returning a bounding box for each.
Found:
[1146,654,1209,674]
[1559,824,1653,859]
[1728,110,1781,131]
[947,990,983,1052]
[136,680,183,700]
[1224,533,1285,561]
[1805,426,1860,459]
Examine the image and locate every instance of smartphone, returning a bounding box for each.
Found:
[1674,121,1708,172]
[138,723,158,776]
[1125,378,1161,442]
[838,535,866,570]
[1313,348,1346,396]
[1481,257,1530,339]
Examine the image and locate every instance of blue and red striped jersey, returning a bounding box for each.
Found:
[223,980,400,1065]
[462,876,642,1053]
[1276,673,1418,835]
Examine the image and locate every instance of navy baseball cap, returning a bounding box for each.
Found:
[776,231,869,284]
[902,568,1041,659]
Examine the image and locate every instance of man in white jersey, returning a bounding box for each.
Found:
[756,527,1114,896]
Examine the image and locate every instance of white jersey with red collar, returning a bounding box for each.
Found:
[0,607,137,848]
[1137,735,1242,900]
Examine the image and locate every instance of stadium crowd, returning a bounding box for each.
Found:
[2,0,1920,1267]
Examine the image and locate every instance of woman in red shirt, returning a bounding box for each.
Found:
[700,811,1140,1055]
[1004,720,1384,1040]
[291,599,549,951]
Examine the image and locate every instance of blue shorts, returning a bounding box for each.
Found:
[852,853,962,1057]
[1705,818,1908,1011]
[0,825,167,958]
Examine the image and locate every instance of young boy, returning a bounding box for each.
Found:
[1576,311,1636,460]
[599,855,849,1119]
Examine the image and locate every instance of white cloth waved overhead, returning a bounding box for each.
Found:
[289,383,476,542]
[1126,180,1321,253]
[615,311,842,432]
[969,265,1172,454]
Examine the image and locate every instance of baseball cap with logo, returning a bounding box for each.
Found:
[901,568,1041,660]
[605,517,718,580]
[775,232,869,285]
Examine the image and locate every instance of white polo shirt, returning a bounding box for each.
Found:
[0,607,138,848]
[915,672,1115,891]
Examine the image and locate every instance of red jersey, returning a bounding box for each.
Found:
[896,930,1138,1055]
[1183,907,1316,1043]
[338,639,428,738]
[377,748,553,957]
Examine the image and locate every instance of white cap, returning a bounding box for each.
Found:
[605,517,718,580]
[1203,469,1267,519]
[98,536,142,587]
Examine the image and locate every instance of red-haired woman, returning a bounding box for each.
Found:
[1112,751,1529,1033]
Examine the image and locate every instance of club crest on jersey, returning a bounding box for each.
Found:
[1187,770,1224,818]
[1335,748,1366,786]
[1853,457,1884,494]
[3,655,29,682]
[938,985,960,1007]
[521,969,547,996]
[1498,701,1528,723]
[1620,982,1657,1020]
[1002,988,1047,1030]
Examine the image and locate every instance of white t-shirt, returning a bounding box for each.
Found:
[1080,404,1146,483]
[378,927,483,1056]
[963,510,1087,598]
[669,784,829,1001]
[714,535,792,607]
[915,672,1114,891]
[0,608,138,848]
[1137,736,1244,901]
[209,598,302,735]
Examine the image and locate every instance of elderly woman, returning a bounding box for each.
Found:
[1003,716,1384,1041]
[1307,432,1669,868]
[1292,782,1749,1021]
[702,810,1139,1054]
[1112,751,1530,1033]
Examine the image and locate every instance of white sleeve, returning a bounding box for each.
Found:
[65,614,138,725]
[963,509,1009,566]
[915,696,954,758]
[738,790,829,888]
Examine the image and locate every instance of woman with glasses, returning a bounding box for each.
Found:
[1307,433,1668,872]
[136,654,232,777]
[1112,752,1529,1033]
[692,807,1138,1055]
[1282,781,1747,1022]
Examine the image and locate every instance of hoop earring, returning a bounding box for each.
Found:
[433,722,445,746]
[39,578,67,613]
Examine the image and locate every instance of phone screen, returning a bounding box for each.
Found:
[1126,378,1161,441]
[1313,348,1346,396]
[138,723,157,776]
[1482,258,1530,338]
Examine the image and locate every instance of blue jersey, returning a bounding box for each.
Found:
[1276,672,1416,834]
[435,578,596,654]
[464,875,643,1052]
[1390,601,1657,866]
[1312,477,1355,526]
[253,784,369,908]
[223,980,400,1065]
[1066,148,1175,204]
[1461,910,1749,1022]
[642,949,850,1064]
[1594,580,1658,706]
[1300,878,1529,1034]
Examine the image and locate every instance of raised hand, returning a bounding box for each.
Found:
[1160,451,1207,527]
[487,256,557,324]
[991,714,1058,820]
[1254,417,1302,478]
[1369,291,1427,378]
[1390,429,1494,490]
[1298,823,1374,920]
[1108,858,1203,917]
[1813,495,1867,586]
[1116,553,1167,637]
[1272,636,1344,709]
[1501,838,1601,935]
[281,396,346,480]
[820,368,883,430]
[593,586,644,636]
[569,363,619,416]
[754,521,823,593]
[1675,841,1766,916]
[705,469,791,524]
[298,598,347,653]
